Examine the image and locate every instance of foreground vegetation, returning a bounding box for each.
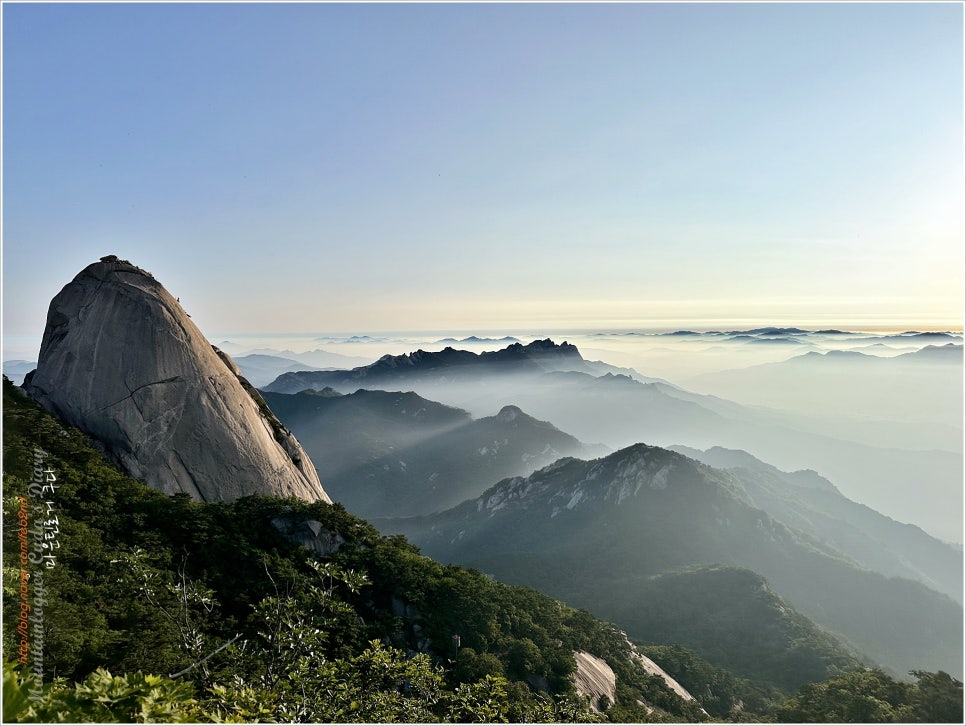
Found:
[1,377,697,722]
[2,377,962,722]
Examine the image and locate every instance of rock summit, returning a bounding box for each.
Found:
[24,256,331,503]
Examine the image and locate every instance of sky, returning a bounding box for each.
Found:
[2,1,964,355]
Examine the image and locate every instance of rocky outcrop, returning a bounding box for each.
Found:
[23,256,331,504]
[572,651,616,713]
[619,632,706,716]
[271,515,345,555]
[571,646,701,715]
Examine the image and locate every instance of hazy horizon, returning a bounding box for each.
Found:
[4,322,963,364]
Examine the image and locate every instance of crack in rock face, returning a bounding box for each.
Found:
[24,257,331,504]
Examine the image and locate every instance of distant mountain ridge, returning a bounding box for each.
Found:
[263,388,606,517]
[1,359,36,386]
[793,343,963,363]
[261,338,962,541]
[382,443,963,681]
[213,342,373,369]
[668,445,962,602]
[233,354,325,387]
[898,342,964,361]
[434,335,522,345]
[262,339,646,393]
[684,342,963,433]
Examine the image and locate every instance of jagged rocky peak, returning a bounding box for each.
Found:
[524,338,579,354]
[23,256,331,504]
[484,338,583,361]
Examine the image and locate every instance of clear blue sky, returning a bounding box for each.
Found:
[2,2,963,347]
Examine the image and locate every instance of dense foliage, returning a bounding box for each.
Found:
[638,643,784,720]
[777,668,963,723]
[1,378,694,722]
[595,566,862,692]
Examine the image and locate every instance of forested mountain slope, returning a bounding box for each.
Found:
[382,445,963,682]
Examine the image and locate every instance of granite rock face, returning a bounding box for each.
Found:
[572,651,616,713]
[24,256,331,504]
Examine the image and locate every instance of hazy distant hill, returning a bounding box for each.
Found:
[248,347,374,368]
[263,388,606,517]
[478,371,962,543]
[262,339,654,393]
[233,353,325,387]
[382,444,963,681]
[1,359,36,386]
[434,335,522,345]
[684,344,963,429]
[262,388,469,482]
[723,334,812,346]
[668,445,963,602]
[845,332,963,345]
[897,342,965,361]
[262,339,963,542]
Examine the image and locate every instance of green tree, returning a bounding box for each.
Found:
[454,647,506,683]
[3,661,201,723]
[909,670,963,723]
[443,674,512,723]
[775,668,949,723]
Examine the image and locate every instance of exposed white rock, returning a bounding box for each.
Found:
[24,257,331,504]
[522,443,558,464]
[650,464,670,490]
[620,632,704,711]
[572,650,616,713]
[566,488,585,510]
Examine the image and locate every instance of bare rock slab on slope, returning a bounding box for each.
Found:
[572,650,617,712]
[24,256,331,504]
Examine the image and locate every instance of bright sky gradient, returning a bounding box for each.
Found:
[2,2,964,347]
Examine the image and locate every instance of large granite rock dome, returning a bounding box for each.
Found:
[24,256,331,504]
